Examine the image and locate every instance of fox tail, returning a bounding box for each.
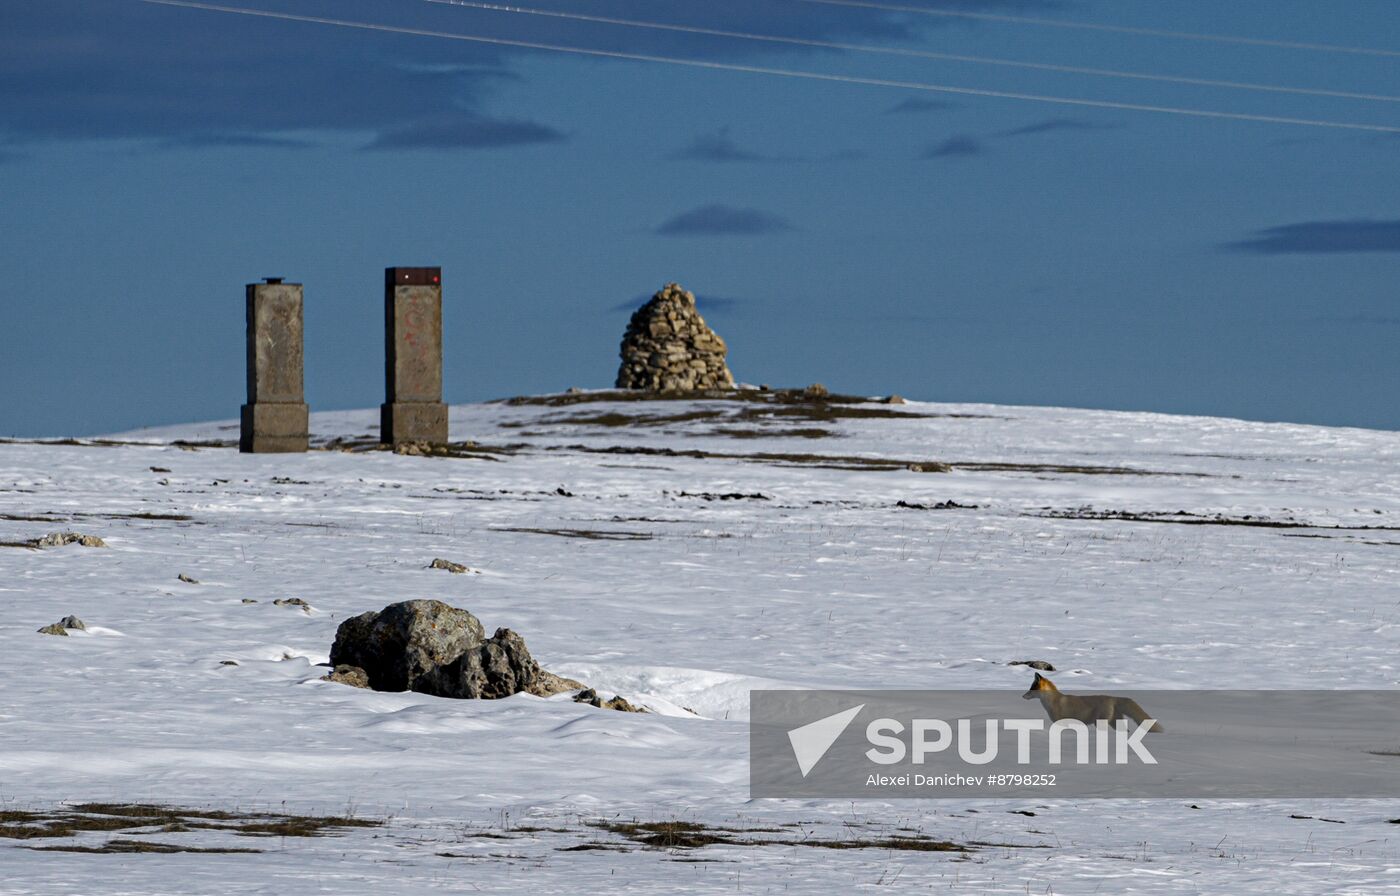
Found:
[1122,700,1165,733]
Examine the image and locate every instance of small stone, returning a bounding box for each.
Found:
[572,688,647,713]
[36,531,106,549]
[886,394,906,405]
[274,597,311,613]
[220,660,239,666]
[322,664,371,689]
[429,558,468,574]
[37,623,68,636]
[802,383,829,399]
[241,598,258,604]
[59,615,86,631]
[177,573,199,584]
[1009,659,1056,672]
[150,466,171,473]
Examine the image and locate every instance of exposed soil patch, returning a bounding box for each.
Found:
[78,511,193,522]
[318,438,525,459]
[30,839,262,854]
[0,438,154,449]
[588,820,970,853]
[597,821,738,849]
[1041,509,1400,531]
[552,443,1198,478]
[498,392,975,442]
[490,527,656,541]
[895,500,977,510]
[555,443,950,472]
[959,461,1208,477]
[502,388,881,408]
[714,426,835,439]
[1280,533,1400,547]
[0,803,381,842]
[673,491,770,501]
[1289,814,1346,824]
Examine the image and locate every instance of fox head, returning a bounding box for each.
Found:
[1021,672,1058,700]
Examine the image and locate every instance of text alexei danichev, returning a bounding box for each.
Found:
[865,773,1058,788]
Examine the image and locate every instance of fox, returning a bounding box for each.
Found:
[1022,673,1164,733]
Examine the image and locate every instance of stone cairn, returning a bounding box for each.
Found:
[615,283,735,391]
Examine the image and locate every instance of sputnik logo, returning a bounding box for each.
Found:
[787,704,865,777]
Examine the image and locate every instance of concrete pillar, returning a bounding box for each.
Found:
[240,277,309,453]
[381,266,448,445]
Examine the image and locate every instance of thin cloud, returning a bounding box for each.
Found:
[998,117,1116,137]
[885,97,958,114]
[670,128,781,162]
[1225,219,1400,253]
[655,205,794,237]
[1,2,1056,146]
[158,133,318,150]
[366,114,566,150]
[921,135,986,158]
[1313,313,1400,326]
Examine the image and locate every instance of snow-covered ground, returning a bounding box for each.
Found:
[2,393,1398,894]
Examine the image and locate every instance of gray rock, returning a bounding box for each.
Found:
[573,688,647,713]
[37,623,69,636]
[177,573,199,584]
[1009,659,1056,672]
[273,597,311,613]
[417,628,584,700]
[323,664,371,689]
[428,558,468,574]
[329,599,487,693]
[58,615,86,631]
[36,531,106,549]
[329,600,583,700]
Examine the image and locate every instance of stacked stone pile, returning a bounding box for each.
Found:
[615,283,735,391]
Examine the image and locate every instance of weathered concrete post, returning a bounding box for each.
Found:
[381,266,448,445]
[240,277,309,453]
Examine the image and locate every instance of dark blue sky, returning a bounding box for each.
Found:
[3,0,1398,435]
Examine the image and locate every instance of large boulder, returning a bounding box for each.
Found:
[329,599,485,692]
[329,601,582,699]
[616,283,735,391]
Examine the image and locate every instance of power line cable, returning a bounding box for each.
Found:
[135,0,1400,133]
[787,0,1400,59]
[420,0,1400,105]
